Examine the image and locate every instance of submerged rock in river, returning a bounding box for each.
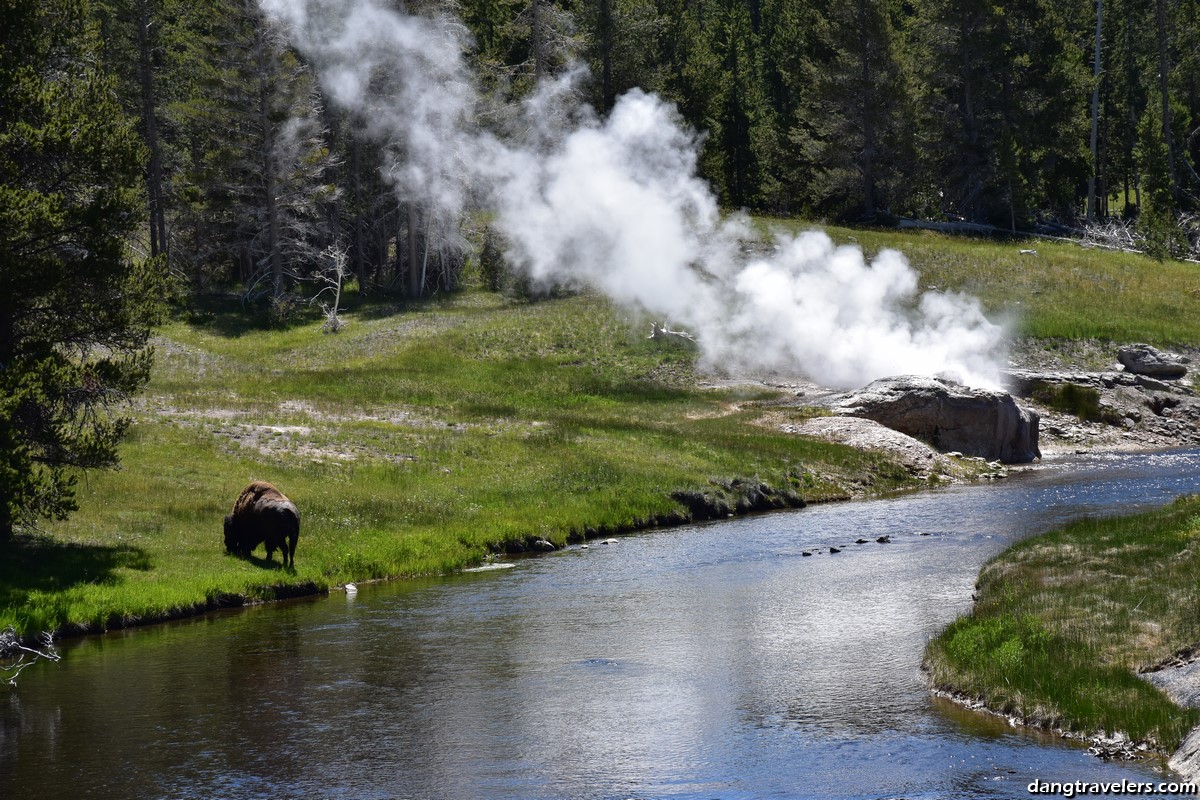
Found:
[830,376,1041,464]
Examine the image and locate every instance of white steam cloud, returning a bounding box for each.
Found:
[259,0,1006,389]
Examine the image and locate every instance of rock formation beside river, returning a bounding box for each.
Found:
[995,339,1200,453]
[1003,366,1200,453]
[714,340,1198,467]
[828,376,1042,464]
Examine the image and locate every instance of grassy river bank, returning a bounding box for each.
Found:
[3,222,1199,672]
[924,495,1200,752]
[2,288,916,639]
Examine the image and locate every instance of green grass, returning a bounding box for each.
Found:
[7,218,1200,641]
[1,289,915,638]
[924,495,1200,750]
[758,217,1200,345]
[1029,382,1117,424]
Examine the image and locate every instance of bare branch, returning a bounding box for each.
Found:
[311,243,349,333]
[1,627,60,688]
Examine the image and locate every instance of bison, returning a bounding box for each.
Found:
[223,481,300,567]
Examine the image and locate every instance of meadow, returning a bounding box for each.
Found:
[3,222,1198,643]
[766,219,1200,344]
[1,286,911,637]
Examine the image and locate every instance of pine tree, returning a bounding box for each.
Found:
[1166,0,1200,204]
[0,0,164,542]
[705,0,770,206]
[792,0,910,220]
[170,0,334,297]
[576,0,665,113]
[94,0,173,266]
[754,0,819,212]
[1137,101,1187,257]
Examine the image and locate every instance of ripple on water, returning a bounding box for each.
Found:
[1,449,1197,800]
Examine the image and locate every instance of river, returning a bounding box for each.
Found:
[3,449,1200,799]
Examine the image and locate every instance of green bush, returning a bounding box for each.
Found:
[1030,382,1118,423]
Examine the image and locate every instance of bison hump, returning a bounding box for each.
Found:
[233,480,289,516]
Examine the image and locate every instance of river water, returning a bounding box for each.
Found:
[3,449,1200,799]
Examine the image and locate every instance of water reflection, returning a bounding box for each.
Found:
[2,450,1198,799]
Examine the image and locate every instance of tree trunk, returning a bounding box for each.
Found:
[0,297,14,542]
[857,0,877,219]
[265,139,283,296]
[256,30,283,296]
[1123,3,1139,214]
[599,0,614,112]
[1154,0,1179,201]
[407,201,422,298]
[531,0,545,82]
[137,0,167,262]
[351,135,366,290]
[1087,0,1102,222]
[958,12,982,221]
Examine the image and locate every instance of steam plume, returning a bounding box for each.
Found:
[259,0,1005,389]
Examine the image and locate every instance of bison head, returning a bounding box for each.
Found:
[223,514,240,555]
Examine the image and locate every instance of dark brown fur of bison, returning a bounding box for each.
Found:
[223,481,300,567]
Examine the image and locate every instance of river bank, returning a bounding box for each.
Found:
[1,290,938,643]
[923,493,1200,770]
[4,293,1197,646]
[10,447,1198,799]
[4,233,1199,647]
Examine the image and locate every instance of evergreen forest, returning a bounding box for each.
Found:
[8,0,1200,301]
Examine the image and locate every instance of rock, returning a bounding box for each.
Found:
[829,547,841,553]
[671,489,734,521]
[1088,733,1140,761]
[830,376,1041,463]
[1172,722,1200,781]
[876,535,891,543]
[855,538,868,544]
[1140,656,1200,709]
[671,479,803,522]
[1118,344,1188,379]
[648,322,698,347]
[796,416,954,478]
[1004,367,1195,397]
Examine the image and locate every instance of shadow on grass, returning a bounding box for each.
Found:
[238,553,293,573]
[0,535,152,606]
[177,294,319,338]
[224,551,294,575]
[180,292,424,336]
[353,298,418,321]
[351,291,488,321]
